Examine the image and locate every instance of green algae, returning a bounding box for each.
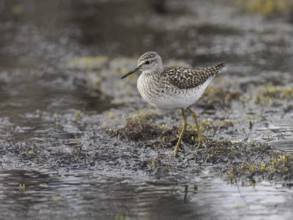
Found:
[255,85,293,106]
[235,0,292,17]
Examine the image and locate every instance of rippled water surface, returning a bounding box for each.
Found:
[1,170,292,220]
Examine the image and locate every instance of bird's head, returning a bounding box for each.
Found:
[121,51,163,79]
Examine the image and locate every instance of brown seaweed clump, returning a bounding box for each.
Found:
[109,112,164,142]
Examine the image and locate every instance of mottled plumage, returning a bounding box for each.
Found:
[121,51,226,156]
[162,63,225,89]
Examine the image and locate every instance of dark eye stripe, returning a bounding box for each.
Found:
[145,59,157,65]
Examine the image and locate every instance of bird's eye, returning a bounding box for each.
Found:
[145,61,150,65]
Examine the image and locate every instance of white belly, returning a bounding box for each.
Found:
[137,74,213,111]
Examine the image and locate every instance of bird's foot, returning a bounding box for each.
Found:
[195,136,206,150]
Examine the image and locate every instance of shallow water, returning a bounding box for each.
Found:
[0,0,293,219]
[0,170,292,220]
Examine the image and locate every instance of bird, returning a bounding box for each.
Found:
[121,51,225,156]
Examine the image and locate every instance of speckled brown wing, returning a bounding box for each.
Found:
[162,63,226,89]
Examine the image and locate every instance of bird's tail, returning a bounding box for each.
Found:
[213,63,226,72]
[199,62,226,79]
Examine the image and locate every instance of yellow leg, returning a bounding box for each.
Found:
[173,109,188,157]
[187,108,204,148]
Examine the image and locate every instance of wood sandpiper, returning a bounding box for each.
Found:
[121,51,225,156]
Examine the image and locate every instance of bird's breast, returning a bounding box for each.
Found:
[137,73,160,106]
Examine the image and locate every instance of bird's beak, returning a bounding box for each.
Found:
[121,65,141,79]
